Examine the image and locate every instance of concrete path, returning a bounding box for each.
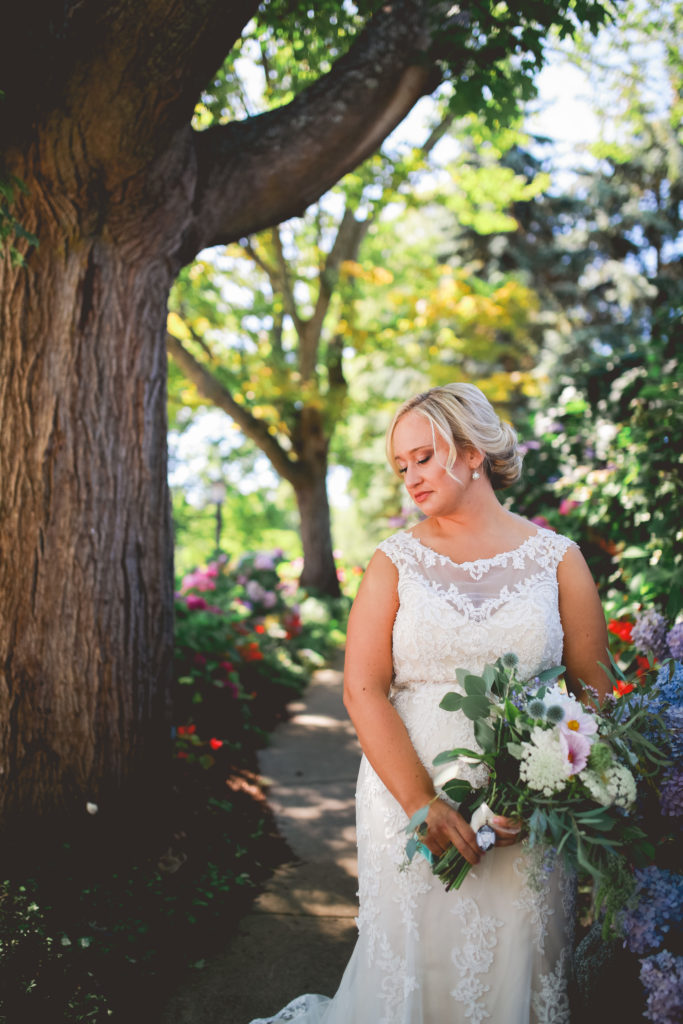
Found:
[161,658,361,1024]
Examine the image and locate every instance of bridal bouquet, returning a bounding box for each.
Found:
[404,651,672,911]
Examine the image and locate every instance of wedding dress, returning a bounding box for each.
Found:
[250,527,577,1024]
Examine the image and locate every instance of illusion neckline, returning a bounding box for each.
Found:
[404,527,544,570]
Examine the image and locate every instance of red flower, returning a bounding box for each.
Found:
[177,724,196,736]
[209,738,223,751]
[608,619,634,643]
[186,595,209,611]
[613,679,635,697]
[176,751,189,759]
[254,624,266,634]
[243,642,263,662]
[636,655,653,679]
[219,660,235,674]
[193,653,207,667]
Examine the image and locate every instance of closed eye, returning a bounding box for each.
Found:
[398,455,431,474]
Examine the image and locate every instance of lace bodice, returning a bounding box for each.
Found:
[377,528,575,688]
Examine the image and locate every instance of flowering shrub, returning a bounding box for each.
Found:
[173,549,348,767]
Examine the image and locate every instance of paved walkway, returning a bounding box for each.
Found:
[161,657,360,1024]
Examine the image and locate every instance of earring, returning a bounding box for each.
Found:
[472,469,480,480]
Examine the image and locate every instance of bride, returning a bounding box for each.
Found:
[250,383,611,1023]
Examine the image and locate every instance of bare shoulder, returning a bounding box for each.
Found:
[556,540,595,589]
[352,548,399,611]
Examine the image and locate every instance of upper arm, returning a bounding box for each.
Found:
[343,549,399,706]
[557,543,611,701]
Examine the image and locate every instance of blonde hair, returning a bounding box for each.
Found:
[386,383,522,490]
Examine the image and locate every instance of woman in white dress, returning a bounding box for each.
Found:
[251,383,610,1024]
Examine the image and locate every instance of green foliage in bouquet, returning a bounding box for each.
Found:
[405,652,672,928]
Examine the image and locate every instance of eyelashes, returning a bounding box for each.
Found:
[398,455,431,474]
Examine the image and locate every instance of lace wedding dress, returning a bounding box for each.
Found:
[250,528,577,1024]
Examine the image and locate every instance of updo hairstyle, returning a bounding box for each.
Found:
[386,383,522,490]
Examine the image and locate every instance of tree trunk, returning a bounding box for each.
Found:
[293,469,341,599]
[0,186,174,827]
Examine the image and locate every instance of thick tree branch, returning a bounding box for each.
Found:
[1,0,259,165]
[166,333,303,485]
[186,0,451,257]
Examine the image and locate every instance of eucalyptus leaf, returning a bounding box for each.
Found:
[405,804,430,834]
[461,694,491,721]
[473,718,496,752]
[440,692,465,712]
[464,674,488,697]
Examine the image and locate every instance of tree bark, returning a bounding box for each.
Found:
[0,0,453,826]
[293,471,341,599]
[0,180,175,825]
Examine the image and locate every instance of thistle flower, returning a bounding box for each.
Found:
[502,652,519,668]
[632,609,671,662]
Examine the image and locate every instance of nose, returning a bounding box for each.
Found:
[404,462,423,487]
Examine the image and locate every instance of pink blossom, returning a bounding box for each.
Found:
[181,569,216,593]
[186,594,209,611]
[559,705,598,740]
[558,499,580,516]
[253,553,275,571]
[560,730,591,775]
[530,515,554,531]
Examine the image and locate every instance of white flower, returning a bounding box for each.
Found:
[470,802,495,833]
[519,726,571,796]
[582,763,637,809]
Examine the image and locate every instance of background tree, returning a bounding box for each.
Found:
[0,0,611,828]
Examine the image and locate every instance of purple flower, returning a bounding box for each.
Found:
[660,770,683,818]
[639,951,683,1024]
[666,623,683,661]
[619,867,683,955]
[632,609,671,662]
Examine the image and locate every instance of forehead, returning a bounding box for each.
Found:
[392,410,440,457]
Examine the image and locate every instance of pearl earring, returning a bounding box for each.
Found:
[472,469,480,480]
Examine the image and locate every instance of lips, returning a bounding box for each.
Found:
[413,491,431,503]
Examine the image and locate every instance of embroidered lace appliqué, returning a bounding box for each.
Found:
[449,896,503,1023]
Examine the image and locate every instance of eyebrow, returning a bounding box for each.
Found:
[394,443,433,461]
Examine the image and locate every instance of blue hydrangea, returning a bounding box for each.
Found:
[639,951,683,1024]
[660,770,683,818]
[667,623,683,661]
[633,609,671,662]
[651,661,683,716]
[619,866,683,955]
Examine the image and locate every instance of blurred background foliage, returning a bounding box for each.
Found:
[169,0,681,618]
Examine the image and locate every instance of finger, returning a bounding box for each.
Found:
[447,824,481,865]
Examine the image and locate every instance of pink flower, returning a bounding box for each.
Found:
[530,515,554,531]
[181,569,216,593]
[558,499,580,516]
[186,594,209,611]
[560,730,591,775]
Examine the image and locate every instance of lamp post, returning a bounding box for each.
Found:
[208,480,227,559]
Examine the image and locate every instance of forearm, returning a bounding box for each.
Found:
[344,688,435,819]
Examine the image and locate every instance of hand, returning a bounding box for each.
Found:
[422,798,481,867]
[490,815,524,848]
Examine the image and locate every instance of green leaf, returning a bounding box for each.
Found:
[440,692,465,712]
[404,804,430,835]
[464,674,488,697]
[506,741,524,759]
[461,694,491,721]
[433,747,486,765]
[442,778,474,803]
[473,718,496,752]
[536,665,565,683]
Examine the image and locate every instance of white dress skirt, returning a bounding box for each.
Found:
[249,528,577,1024]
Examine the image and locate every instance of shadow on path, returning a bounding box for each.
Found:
[161,656,360,1024]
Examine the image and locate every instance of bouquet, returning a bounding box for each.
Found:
[404,651,672,915]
